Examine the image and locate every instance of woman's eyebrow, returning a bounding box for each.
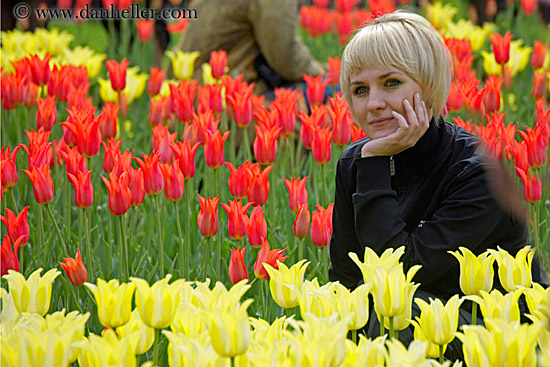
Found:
[350,71,403,85]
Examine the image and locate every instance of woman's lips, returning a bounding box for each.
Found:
[369,118,393,127]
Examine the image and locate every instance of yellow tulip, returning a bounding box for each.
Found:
[131,275,185,329]
[170,301,208,336]
[298,279,337,319]
[159,79,179,97]
[455,326,491,367]
[264,260,309,309]
[165,50,200,81]
[193,279,251,312]
[382,281,420,331]
[62,46,106,79]
[524,282,550,321]
[448,247,495,296]
[413,322,446,359]
[34,28,74,56]
[163,330,219,367]
[85,278,135,328]
[4,268,60,316]
[98,78,119,103]
[426,1,457,30]
[509,40,532,76]
[488,246,534,292]
[116,309,154,355]
[205,298,253,358]
[385,339,439,367]
[349,246,405,286]
[481,50,502,75]
[125,66,148,103]
[201,63,218,85]
[1,286,20,332]
[412,294,464,346]
[1,29,37,61]
[250,316,290,353]
[466,289,523,323]
[78,328,139,367]
[354,335,387,367]
[538,327,550,367]
[444,19,492,51]
[333,282,371,331]
[371,264,421,319]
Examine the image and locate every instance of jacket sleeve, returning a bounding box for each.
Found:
[348,155,517,288]
[249,0,324,81]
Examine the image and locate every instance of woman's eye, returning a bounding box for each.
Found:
[386,79,400,87]
[354,86,368,95]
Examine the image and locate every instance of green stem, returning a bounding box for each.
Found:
[260,279,267,319]
[230,356,235,367]
[320,247,328,283]
[36,205,43,267]
[439,344,444,364]
[174,201,186,279]
[154,195,165,278]
[45,204,69,255]
[284,306,293,319]
[9,190,18,213]
[185,180,192,266]
[85,209,92,281]
[380,315,385,337]
[242,125,252,162]
[153,328,161,367]
[78,208,83,254]
[118,214,127,283]
[321,164,328,206]
[352,329,357,344]
[472,300,478,326]
[64,178,71,240]
[213,169,222,279]
[203,236,212,280]
[298,238,304,263]
[389,316,394,340]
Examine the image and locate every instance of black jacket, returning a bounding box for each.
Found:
[329,117,548,298]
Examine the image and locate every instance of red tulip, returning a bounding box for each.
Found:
[170,140,200,180]
[225,161,253,200]
[1,206,30,246]
[25,53,52,86]
[22,163,54,205]
[136,19,154,42]
[59,249,88,286]
[254,124,282,166]
[532,71,548,100]
[482,75,503,114]
[272,88,299,138]
[105,58,130,92]
[446,81,463,112]
[209,50,228,79]
[101,139,122,174]
[67,169,94,209]
[351,124,367,142]
[101,171,131,216]
[159,160,185,202]
[203,84,224,115]
[253,238,289,280]
[134,152,164,196]
[1,146,20,192]
[336,12,353,45]
[229,247,248,285]
[36,97,57,131]
[328,96,352,146]
[519,123,549,169]
[152,124,176,164]
[326,56,341,86]
[149,97,164,126]
[203,130,230,169]
[147,67,165,97]
[129,168,146,207]
[283,176,309,213]
[197,194,220,237]
[1,72,25,110]
[99,102,120,140]
[521,0,537,15]
[60,107,101,158]
[221,199,254,241]
[303,74,329,106]
[513,141,530,173]
[247,165,272,207]
[170,81,196,124]
[312,126,332,165]
[1,235,27,276]
[490,31,513,65]
[311,203,334,248]
[254,106,279,130]
[227,87,253,128]
[22,127,53,167]
[530,41,547,70]
[299,105,327,150]
[246,206,267,248]
[112,149,134,180]
[515,167,542,203]
[194,109,220,143]
[293,203,311,239]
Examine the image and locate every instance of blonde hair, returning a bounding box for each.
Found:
[340,11,452,121]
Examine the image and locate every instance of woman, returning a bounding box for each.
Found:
[328,10,548,346]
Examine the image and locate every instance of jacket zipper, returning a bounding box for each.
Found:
[390,156,395,176]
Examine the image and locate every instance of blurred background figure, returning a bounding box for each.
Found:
[171,0,325,94]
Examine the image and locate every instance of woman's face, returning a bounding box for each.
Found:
[349,66,429,140]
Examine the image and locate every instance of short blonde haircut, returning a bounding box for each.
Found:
[340,11,452,122]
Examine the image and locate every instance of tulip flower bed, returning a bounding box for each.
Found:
[1,0,550,366]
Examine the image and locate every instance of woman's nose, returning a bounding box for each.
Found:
[366,91,386,111]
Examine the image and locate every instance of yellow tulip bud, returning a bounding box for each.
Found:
[85,278,136,328]
[4,268,60,316]
[193,279,251,312]
[116,309,154,355]
[481,50,502,75]
[538,327,550,367]
[165,50,200,81]
[131,275,185,329]
[455,326,491,367]
[413,321,446,359]
[163,330,218,367]
[372,264,421,319]
[78,328,139,367]
[488,246,534,292]
[170,301,208,336]
[524,282,550,321]
[413,294,464,346]
[466,289,523,323]
[98,78,119,103]
[448,247,495,296]
[355,335,387,366]
[206,298,253,358]
[426,1,457,30]
[349,246,405,285]
[62,46,106,79]
[385,338,437,367]
[382,281,420,331]
[125,67,148,103]
[334,282,372,331]
[298,280,336,319]
[264,260,309,309]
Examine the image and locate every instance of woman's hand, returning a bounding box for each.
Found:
[361,93,430,157]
